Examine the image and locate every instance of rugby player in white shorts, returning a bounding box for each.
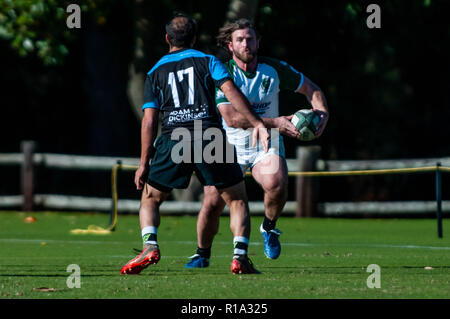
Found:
[186,18,329,268]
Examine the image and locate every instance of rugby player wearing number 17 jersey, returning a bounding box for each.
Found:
[120,13,270,275]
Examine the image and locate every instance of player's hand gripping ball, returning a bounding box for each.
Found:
[290,109,320,141]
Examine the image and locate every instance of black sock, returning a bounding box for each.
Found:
[262,216,277,231]
[196,246,211,259]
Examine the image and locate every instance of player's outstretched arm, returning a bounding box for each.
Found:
[297,76,329,138]
[135,108,159,190]
[220,80,270,151]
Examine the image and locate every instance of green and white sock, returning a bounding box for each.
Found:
[142,226,158,246]
[233,236,249,257]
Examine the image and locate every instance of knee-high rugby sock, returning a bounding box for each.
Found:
[233,236,249,257]
[142,226,158,246]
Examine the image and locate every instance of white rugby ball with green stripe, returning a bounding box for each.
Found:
[291,109,320,141]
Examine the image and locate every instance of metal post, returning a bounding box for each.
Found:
[436,162,443,238]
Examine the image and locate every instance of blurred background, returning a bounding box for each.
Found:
[1,0,449,207]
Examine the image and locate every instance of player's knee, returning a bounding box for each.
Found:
[202,189,225,214]
[142,187,167,206]
[141,196,164,208]
[202,199,226,215]
[266,182,287,200]
[228,199,248,214]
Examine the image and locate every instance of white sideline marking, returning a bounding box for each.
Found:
[173,241,450,251]
[1,238,449,251]
[0,255,229,259]
[105,255,231,259]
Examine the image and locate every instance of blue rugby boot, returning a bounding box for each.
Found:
[260,224,282,259]
[185,254,210,268]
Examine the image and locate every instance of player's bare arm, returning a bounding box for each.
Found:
[220,79,270,151]
[297,76,329,137]
[218,104,299,139]
[269,115,300,138]
[135,108,159,190]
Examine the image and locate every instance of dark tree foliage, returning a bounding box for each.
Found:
[1,0,449,200]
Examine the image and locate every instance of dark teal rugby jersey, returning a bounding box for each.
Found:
[143,48,231,135]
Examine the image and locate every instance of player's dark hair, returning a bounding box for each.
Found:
[216,18,260,49]
[165,12,198,48]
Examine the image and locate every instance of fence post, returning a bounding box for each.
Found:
[296,146,321,217]
[21,140,36,211]
[436,162,443,238]
[110,160,122,231]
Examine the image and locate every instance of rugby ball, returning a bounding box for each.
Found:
[290,109,320,141]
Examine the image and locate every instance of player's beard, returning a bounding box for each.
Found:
[234,47,257,64]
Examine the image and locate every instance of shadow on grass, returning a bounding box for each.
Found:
[2,264,449,278]
[0,274,115,277]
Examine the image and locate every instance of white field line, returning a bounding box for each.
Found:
[0,254,231,259]
[0,238,449,251]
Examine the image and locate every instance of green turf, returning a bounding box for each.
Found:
[0,211,449,299]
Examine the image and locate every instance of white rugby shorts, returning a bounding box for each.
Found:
[229,131,285,175]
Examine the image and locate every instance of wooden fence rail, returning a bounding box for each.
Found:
[0,141,449,218]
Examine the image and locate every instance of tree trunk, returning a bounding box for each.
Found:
[127,1,148,122]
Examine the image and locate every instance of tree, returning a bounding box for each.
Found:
[0,0,111,65]
[225,0,259,22]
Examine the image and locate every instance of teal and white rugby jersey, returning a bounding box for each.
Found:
[215,57,304,151]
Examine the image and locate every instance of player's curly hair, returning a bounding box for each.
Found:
[216,18,260,49]
[165,12,198,48]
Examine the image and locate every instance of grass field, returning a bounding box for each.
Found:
[0,211,449,299]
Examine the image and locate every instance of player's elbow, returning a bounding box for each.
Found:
[219,107,239,128]
[225,117,249,129]
[232,120,253,129]
[224,117,238,128]
[142,115,157,131]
